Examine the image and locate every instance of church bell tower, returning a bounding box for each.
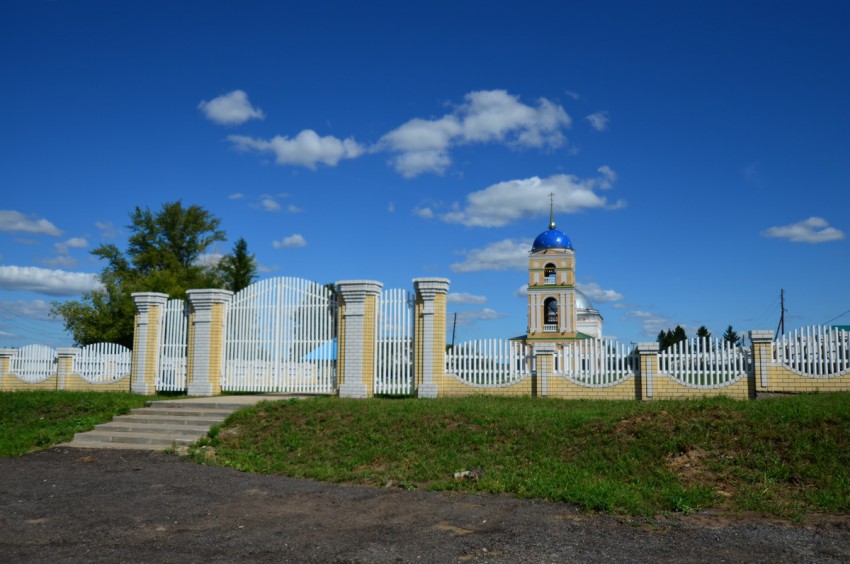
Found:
[526,196,577,342]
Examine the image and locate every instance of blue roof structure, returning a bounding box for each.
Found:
[531,227,573,252]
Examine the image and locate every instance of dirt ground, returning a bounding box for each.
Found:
[1,447,849,563]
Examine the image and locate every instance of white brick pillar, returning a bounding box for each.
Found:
[414,278,450,398]
[130,292,169,395]
[186,289,233,397]
[532,342,556,397]
[336,280,383,399]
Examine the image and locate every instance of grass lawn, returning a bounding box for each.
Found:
[189,393,850,518]
[0,391,155,457]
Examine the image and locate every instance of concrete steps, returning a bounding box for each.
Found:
[65,398,271,451]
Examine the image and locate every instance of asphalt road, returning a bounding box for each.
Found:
[1,447,849,563]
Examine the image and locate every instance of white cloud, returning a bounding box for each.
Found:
[0,299,56,322]
[387,202,396,213]
[287,204,302,213]
[576,281,623,303]
[452,308,506,327]
[55,237,89,255]
[273,234,307,249]
[0,266,101,297]
[441,167,623,228]
[198,90,265,125]
[0,210,62,236]
[41,255,78,268]
[261,197,280,212]
[585,111,610,131]
[761,217,845,244]
[379,90,571,177]
[95,221,118,239]
[625,310,671,337]
[414,207,434,219]
[195,253,224,268]
[447,292,487,305]
[450,239,531,273]
[229,130,364,169]
[514,284,528,297]
[229,193,245,200]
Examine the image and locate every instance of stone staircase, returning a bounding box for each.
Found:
[66,398,270,451]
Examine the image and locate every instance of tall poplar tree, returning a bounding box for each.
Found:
[52,201,227,347]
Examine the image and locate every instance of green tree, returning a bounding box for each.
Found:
[696,325,711,341]
[51,201,227,348]
[657,325,687,350]
[218,237,257,293]
[722,325,741,346]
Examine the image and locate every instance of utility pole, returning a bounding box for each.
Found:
[775,289,785,338]
[451,312,457,349]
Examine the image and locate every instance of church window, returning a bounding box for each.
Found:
[544,263,556,284]
[544,297,558,326]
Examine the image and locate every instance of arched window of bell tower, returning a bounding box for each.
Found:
[544,263,556,284]
[544,297,558,330]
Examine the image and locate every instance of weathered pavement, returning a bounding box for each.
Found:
[2,448,849,563]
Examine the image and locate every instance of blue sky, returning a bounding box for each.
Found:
[2,1,849,348]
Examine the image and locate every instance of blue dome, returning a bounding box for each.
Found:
[532,228,573,252]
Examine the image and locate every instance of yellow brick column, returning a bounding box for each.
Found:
[414,278,450,398]
[336,280,383,399]
[186,289,233,397]
[130,292,169,395]
[531,342,556,397]
[749,330,774,395]
[55,348,80,390]
[0,349,14,390]
[636,342,659,400]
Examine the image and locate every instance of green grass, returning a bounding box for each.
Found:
[0,391,155,457]
[189,393,850,518]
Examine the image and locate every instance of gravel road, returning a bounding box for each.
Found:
[1,447,848,563]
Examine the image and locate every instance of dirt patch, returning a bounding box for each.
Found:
[1,447,849,563]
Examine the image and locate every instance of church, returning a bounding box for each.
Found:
[523,205,603,345]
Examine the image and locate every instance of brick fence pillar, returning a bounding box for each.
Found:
[532,342,556,397]
[636,342,659,400]
[336,280,383,399]
[413,278,450,398]
[749,330,774,394]
[130,292,169,395]
[56,347,80,390]
[186,289,233,397]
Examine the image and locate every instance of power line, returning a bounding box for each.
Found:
[824,309,850,325]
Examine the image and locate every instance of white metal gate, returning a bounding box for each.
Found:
[374,288,415,395]
[156,299,189,391]
[223,277,338,393]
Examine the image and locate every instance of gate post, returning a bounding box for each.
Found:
[131,292,169,395]
[636,342,659,400]
[531,342,556,397]
[336,280,383,399]
[186,289,233,397]
[749,330,773,396]
[55,348,80,390]
[413,278,450,398]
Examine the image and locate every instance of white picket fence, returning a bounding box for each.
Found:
[75,342,132,383]
[9,344,56,383]
[374,288,414,395]
[446,339,530,387]
[773,326,850,377]
[658,337,750,388]
[556,338,636,387]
